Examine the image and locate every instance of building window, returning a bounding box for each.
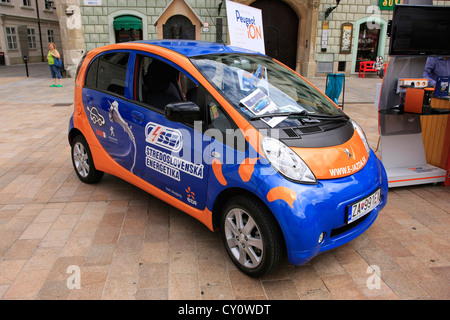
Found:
[44,0,54,10]
[1,0,12,4]
[22,0,31,6]
[47,29,54,44]
[28,28,37,49]
[6,27,18,50]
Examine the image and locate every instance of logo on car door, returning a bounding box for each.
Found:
[145,122,183,153]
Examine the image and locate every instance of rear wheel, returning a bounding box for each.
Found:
[220,195,284,278]
[71,135,103,184]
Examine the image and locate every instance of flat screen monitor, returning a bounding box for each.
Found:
[389,4,450,56]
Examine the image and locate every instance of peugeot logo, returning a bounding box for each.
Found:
[344,148,353,159]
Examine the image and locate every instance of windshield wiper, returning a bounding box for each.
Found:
[251,111,348,121]
[301,113,349,121]
[250,111,307,120]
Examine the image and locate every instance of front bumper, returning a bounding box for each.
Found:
[256,150,388,266]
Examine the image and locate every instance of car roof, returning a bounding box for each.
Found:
[132,40,265,58]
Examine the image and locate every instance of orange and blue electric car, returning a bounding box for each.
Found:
[69,40,388,277]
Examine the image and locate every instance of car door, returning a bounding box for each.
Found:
[82,51,138,173]
[128,53,210,210]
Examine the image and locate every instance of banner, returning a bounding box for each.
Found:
[226,0,265,54]
[378,0,402,10]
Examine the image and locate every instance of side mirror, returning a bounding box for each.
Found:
[164,101,202,123]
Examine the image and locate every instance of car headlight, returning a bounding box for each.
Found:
[261,137,316,184]
[351,120,371,157]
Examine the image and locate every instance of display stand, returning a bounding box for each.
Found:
[379,107,449,187]
[446,150,450,186]
[378,57,450,187]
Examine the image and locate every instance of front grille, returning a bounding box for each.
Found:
[297,126,322,134]
[330,212,370,238]
[283,128,298,137]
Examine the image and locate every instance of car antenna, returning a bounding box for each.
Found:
[205,3,226,47]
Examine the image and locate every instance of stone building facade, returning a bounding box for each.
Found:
[79,0,321,76]
[0,0,61,65]
[80,0,226,52]
[2,0,447,76]
[315,0,394,76]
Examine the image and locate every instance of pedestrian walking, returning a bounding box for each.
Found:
[47,42,63,87]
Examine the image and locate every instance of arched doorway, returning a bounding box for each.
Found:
[163,15,195,40]
[251,0,299,70]
[352,17,388,74]
[154,0,203,40]
[113,15,143,43]
[355,22,380,72]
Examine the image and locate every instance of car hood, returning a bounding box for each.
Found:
[291,130,369,180]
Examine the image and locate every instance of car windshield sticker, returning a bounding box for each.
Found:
[210,104,219,119]
[145,122,183,153]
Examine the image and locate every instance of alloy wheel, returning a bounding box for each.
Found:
[73,141,90,178]
[224,208,264,269]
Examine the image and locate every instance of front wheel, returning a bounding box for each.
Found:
[220,195,284,278]
[71,135,103,184]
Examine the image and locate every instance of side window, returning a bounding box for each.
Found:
[85,58,98,87]
[85,52,129,97]
[134,55,152,103]
[180,72,198,104]
[205,93,246,152]
[134,55,183,111]
[98,52,129,96]
[192,84,233,133]
[207,98,234,133]
[192,85,245,151]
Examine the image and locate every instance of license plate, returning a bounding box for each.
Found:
[347,189,381,224]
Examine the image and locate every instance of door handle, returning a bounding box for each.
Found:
[131,110,144,123]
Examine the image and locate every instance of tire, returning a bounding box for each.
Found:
[71,135,104,184]
[220,195,284,278]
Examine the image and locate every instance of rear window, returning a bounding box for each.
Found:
[75,53,86,80]
[85,51,129,97]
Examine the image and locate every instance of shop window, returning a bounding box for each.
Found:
[113,15,143,43]
[355,22,380,72]
[115,29,142,43]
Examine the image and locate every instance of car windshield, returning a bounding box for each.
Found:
[190,53,344,127]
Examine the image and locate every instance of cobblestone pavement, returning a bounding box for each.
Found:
[0,63,449,300]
